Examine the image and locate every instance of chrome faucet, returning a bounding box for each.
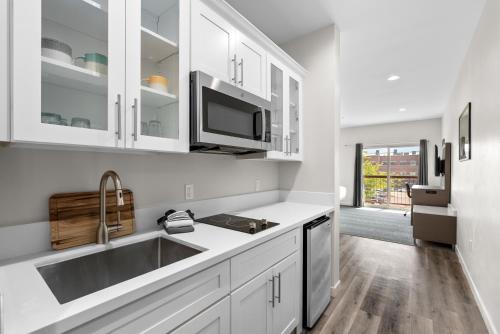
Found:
[97,170,125,244]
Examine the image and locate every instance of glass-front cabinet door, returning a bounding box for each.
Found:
[287,74,302,160]
[125,0,189,152]
[265,56,287,160]
[11,0,125,147]
[270,64,284,155]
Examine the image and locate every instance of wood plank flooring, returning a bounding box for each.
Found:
[307,235,488,334]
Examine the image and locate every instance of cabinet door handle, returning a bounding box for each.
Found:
[232,54,237,83]
[132,98,138,141]
[269,277,275,308]
[274,273,282,303]
[238,58,244,86]
[115,94,122,140]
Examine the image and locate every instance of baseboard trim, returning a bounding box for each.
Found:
[331,280,341,297]
[456,246,498,334]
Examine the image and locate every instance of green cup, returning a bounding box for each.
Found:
[75,53,108,75]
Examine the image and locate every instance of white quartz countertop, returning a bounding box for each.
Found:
[0,201,333,333]
[413,204,457,216]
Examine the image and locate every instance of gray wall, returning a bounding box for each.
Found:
[278,25,340,287]
[278,25,338,193]
[442,0,500,331]
[0,148,278,227]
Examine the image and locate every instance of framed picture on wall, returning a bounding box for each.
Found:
[459,102,471,161]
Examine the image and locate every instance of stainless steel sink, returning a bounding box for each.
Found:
[37,237,203,304]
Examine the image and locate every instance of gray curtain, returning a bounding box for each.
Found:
[353,143,363,207]
[418,139,429,185]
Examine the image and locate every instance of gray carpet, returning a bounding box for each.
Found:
[340,206,414,246]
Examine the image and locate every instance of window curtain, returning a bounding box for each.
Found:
[418,139,429,185]
[353,143,363,207]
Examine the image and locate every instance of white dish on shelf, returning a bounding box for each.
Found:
[42,38,73,64]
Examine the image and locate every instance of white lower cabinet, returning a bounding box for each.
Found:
[69,261,230,334]
[272,253,300,334]
[231,252,300,334]
[68,229,300,334]
[171,297,230,334]
[231,268,274,334]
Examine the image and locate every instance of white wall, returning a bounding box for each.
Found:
[340,118,442,206]
[277,25,341,286]
[0,148,279,227]
[442,0,500,331]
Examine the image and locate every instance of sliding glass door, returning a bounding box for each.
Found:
[363,145,419,209]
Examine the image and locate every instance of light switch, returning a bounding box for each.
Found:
[255,179,261,192]
[185,184,194,200]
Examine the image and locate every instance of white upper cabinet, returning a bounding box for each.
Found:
[11,0,126,148]
[125,0,189,152]
[191,0,237,84]
[8,0,301,154]
[286,73,303,161]
[190,0,267,98]
[1,0,9,142]
[242,56,304,161]
[266,55,286,160]
[235,32,267,98]
[10,0,188,152]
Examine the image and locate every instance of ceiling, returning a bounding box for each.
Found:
[225,0,486,128]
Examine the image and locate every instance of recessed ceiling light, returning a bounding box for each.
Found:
[387,75,400,81]
[399,108,407,112]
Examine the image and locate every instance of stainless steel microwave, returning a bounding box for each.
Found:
[190,71,271,154]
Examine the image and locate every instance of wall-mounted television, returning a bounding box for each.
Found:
[434,145,445,176]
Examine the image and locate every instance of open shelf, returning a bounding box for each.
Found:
[141,86,177,108]
[43,0,108,41]
[141,27,178,62]
[41,56,107,95]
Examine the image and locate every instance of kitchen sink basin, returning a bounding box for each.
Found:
[37,237,203,304]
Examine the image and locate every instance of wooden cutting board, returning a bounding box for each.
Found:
[49,189,136,250]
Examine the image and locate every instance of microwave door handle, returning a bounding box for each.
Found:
[261,107,266,142]
[254,110,262,139]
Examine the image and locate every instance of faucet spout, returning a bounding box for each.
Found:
[97,170,124,244]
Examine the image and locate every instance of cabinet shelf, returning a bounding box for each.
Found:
[271,92,279,98]
[141,86,177,108]
[289,102,297,108]
[43,0,108,41]
[41,56,107,95]
[141,27,178,63]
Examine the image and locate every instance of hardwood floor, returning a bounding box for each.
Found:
[308,235,488,334]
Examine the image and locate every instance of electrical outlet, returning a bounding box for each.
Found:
[255,179,261,192]
[185,184,194,200]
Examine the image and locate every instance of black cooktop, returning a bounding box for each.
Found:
[196,214,279,234]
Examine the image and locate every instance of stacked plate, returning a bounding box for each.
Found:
[42,38,73,64]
